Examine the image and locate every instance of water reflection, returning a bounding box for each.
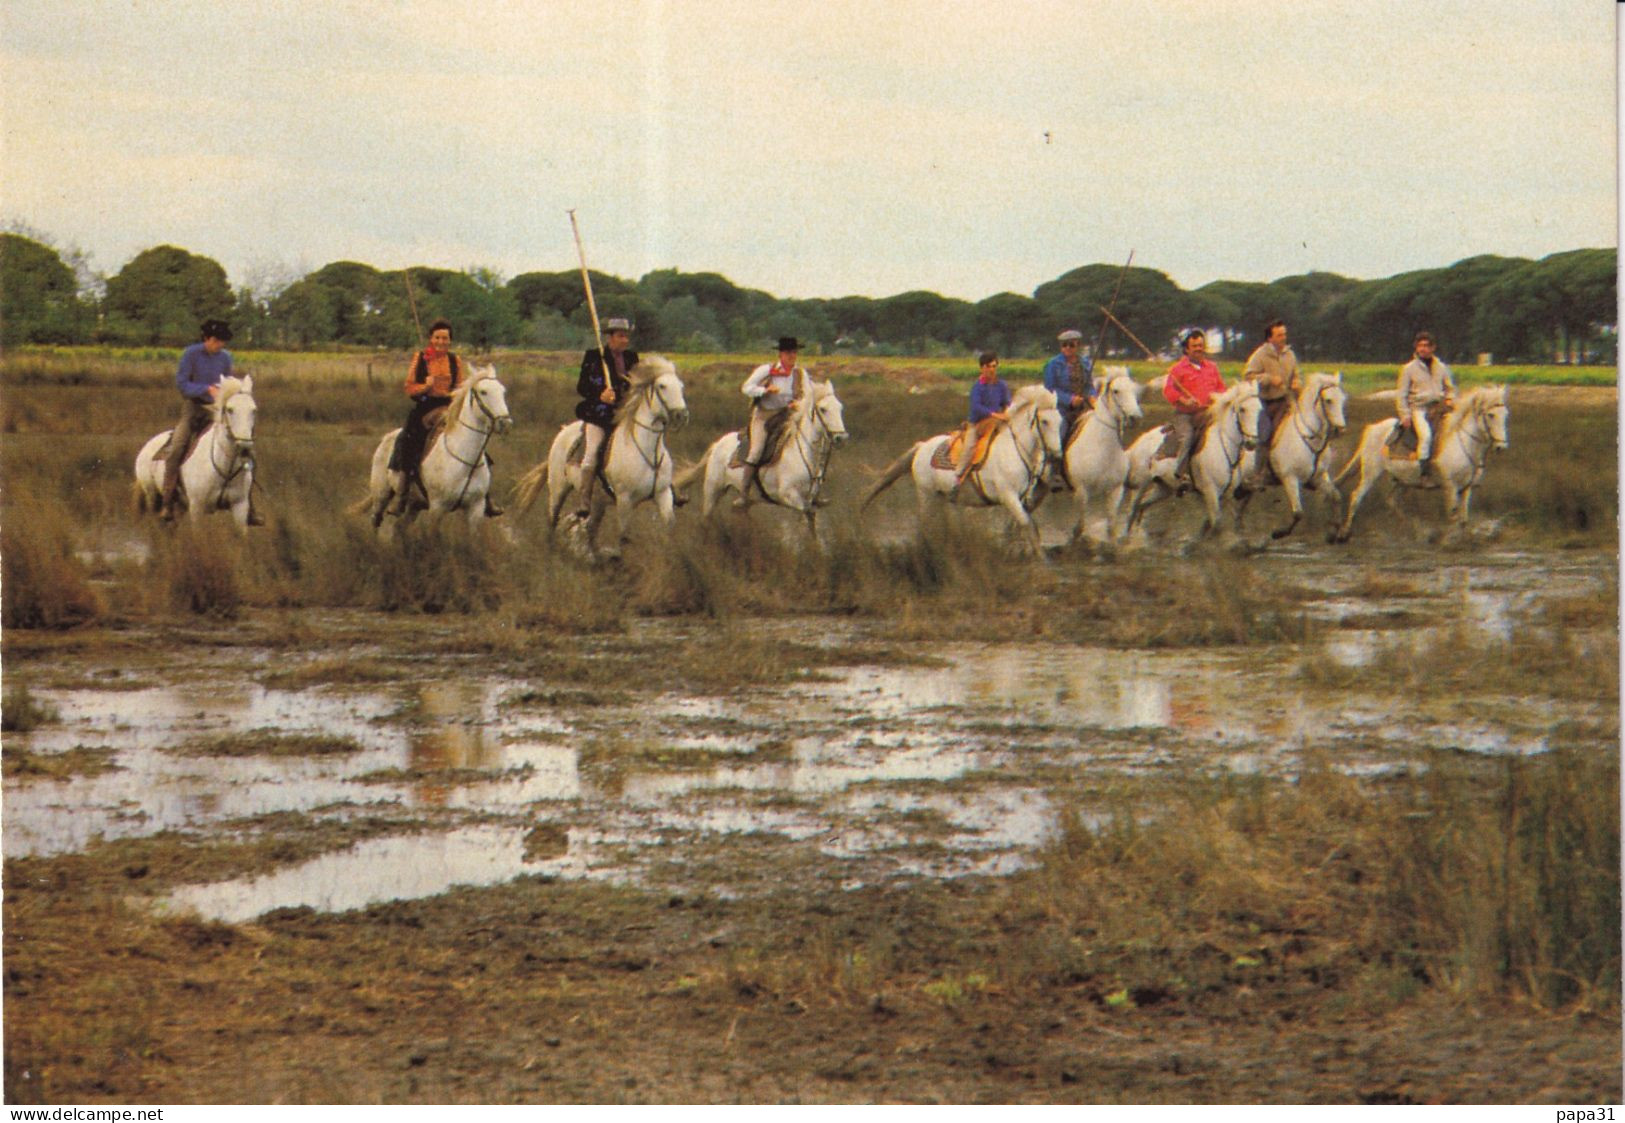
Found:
[156,824,593,923]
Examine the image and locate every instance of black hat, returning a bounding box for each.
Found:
[200,319,233,342]
[777,336,800,352]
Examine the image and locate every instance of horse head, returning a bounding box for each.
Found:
[1307,371,1348,435]
[1481,385,1510,450]
[1219,381,1261,450]
[464,368,513,438]
[1100,367,1143,426]
[808,378,848,445]
[624,354,688,430]
[1010,385,1064,461]
[215,375,257,453]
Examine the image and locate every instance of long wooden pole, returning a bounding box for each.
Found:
[1092,250,1134,361]
[567,209,612,403]
[1097,305,1159,361]
[403,267,425,344]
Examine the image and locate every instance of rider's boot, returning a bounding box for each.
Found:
[733,463,758,508]
[387,476,412,517]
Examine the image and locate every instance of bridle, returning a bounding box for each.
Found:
[441,378,510,510]
[1212,394,1259,478]
[616,374,685,481]
[206,393,256,492]
[1286,382,1343,477]
[1449,398,1505,487]
[783,389,845,506]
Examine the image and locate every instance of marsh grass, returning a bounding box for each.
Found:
[1299,621,1618,703]
[1004,750,1619,1012]
[1,504,104,629]
[1,683,61,733]
[3,745,119,781]
[164,731,365,758]
[256,657,404,690]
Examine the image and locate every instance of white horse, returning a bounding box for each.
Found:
[364,365,512,531]
[514,354,689,557]
[1233,371,1349,540]
[1124,380,1263,541]
[674,377,849,536]
[861,385,1064,554]
[1056,366,1143,543]
[1331,385,1509,543]
[134,376,258,530]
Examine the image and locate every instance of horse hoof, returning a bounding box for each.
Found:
[1270,527,1292,540]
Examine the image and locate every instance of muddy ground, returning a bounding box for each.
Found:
[4,534,1619,1104]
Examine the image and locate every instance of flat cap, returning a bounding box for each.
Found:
[1058,329,1084,342]
[605,317,632,332]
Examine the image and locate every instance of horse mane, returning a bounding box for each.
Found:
[212,376,246,413]
[610,354,677,428]
[1008,384,1056,422]
[1210,379,1257,415]
[1444,385,1506,434]
[443,364,495,429]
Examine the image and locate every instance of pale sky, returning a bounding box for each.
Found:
[2,0,1616,301]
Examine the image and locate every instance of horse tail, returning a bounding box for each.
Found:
[513,460,550,514]
[1332,443,1362,487]
[132,479,149,515]
[346,493,375,516]
[861,444,922,513]
[672,457,706,493]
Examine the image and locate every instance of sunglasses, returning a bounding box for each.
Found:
[1061,341,1079,347]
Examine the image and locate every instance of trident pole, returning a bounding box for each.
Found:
[403,266,425,345]
[1092,250,1134,362]
[567,209,612,403]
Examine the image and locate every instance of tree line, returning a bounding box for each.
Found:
[1,229,1614,364]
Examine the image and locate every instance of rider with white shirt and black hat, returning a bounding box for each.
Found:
[735,336,807,507]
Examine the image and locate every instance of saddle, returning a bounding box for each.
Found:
[727,407,796,470]
[1150,411,1213,463]
[1261,396,1293,451]
[154,422,212,464]
[1384,402,1452,460]
[418,405,451,463]
[1062,406,1095,454]
[929,422,998,473]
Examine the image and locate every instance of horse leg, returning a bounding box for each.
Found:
[1069,487,1091,545]
[1332,464,1377,543]
[1103,483,1127,542]
[654,484,676,528]
[1271,476,1303,540]
[1196,483,1224,541]
[1001,493,1044,556]
[1232,486,1253,535]
[1125,480,1170,536]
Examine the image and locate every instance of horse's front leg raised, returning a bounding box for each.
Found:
[654,482,676,527]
